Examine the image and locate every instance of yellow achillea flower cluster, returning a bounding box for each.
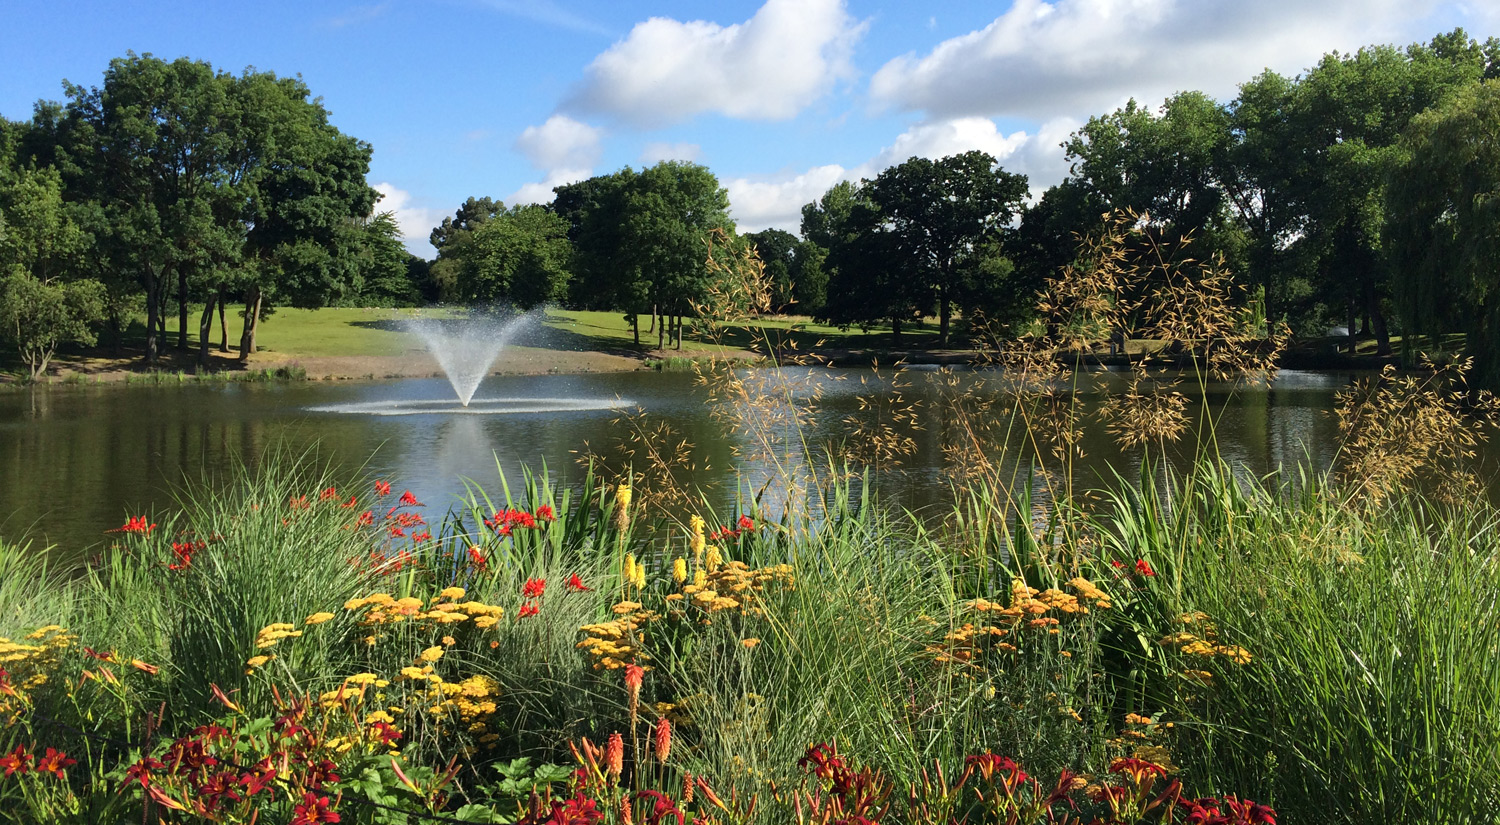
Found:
[927,577,1113,668]
[0,627,74,721]
[1158,610,1253,679]
[578,603,660,670]
[254,623,303,649]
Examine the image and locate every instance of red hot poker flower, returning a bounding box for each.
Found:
[522,578,546,598]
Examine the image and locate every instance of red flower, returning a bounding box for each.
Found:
[374,480,392,496]
[0,745,31,777]
[467,546,489,572]
[399,490,422,507]
[288,495,310,510]
[124,756,163,789]
[522,578,546,598]
[114,516,156,535]
[737,515,755,531]
[411,530,432,542]
[238,759,277,796]
[1135,559,1156,577]
[341,495,358,509]
[1109,757,1167,783]
[537,504,556,522]
[566,573,591,592]
[388,526,406,538]
[319,486,339,501]
[357,510,374,527]
[1110,559,1126,569]
[369,721,402,747]
[605,732,624,776]
[518,604,540,619]
[292,792,341,824]
[33,748,73,779]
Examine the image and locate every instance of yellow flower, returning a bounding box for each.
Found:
[705,545,722,572]
[633,561,647,590]
[693,568,707,589]
[616,483,633,512]
[344,597,368,611]
[305,612,335,625]
[420,646,445,663]
[440,586,466,600]
[624,555,638,586]
[689,515,706,558]
[246,655,272,668]
[673,557,688,584]
[473,616,499,629]
[442,636,456,646]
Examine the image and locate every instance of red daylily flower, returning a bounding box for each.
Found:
[292,792,341,824]
[34,748,74,779]
[0,745,31,777]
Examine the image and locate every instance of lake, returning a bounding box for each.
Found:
[0,367,1376,556]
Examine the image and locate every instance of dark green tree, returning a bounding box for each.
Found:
[744,228,799,312]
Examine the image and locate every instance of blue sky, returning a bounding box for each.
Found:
[3,0,1496,255]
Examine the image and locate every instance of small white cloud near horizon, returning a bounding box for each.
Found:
[373,182,441,257]
[508,167,593,206]
[566,0,864,127]
[515,115,604,171]
[640,141,703,164]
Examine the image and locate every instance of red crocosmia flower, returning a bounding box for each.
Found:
[399,490,422,507]
[291,792,341,824]
[388,526,406,538]
[1110,559,1126,569]
[522,578,546,598]
[566,573,591,592]
[34,748,74,779]
[737,515,755,531]
[114,516,156,535]
[1135,559,1157,577]
[341,495,358,509]
[288,495,310,511]
[467,546,489,572]
[0,745,31,776]
[411,530,432,542]
[357,511,375,527]
[319,486,339,501]
[518,604,540,619]
[374,480,392,496]
[536,504,556,522]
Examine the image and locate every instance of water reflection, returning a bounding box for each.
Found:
[0,368,1387,555]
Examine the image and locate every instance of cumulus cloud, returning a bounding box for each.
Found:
[870,0,1440,120]
[726,115,1083,233]
[515,115,604,171]
[566,0,863,126]
[640,141,703,164]
[373,182,441,256]
[508,167,593,206]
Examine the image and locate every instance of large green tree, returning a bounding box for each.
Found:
[448,204,572,307]
[1387,79,1500,387]
[0,166,105,378]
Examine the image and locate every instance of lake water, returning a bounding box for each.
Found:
[0,368,1383,556]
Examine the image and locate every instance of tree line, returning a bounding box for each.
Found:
[8,31,1500,381]
[0,52,424,378]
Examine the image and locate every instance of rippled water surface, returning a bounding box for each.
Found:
[0,368,1413,554]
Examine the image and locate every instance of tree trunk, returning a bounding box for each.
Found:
[198,292,217,369]
[238,287,262,361]
[939,292,951,347]
[631,314,640,347]
[218,294,229,352]
[145,263,161,366]
[674,314,682,350]
[647,305,656,333]
[657,311,664,350]
[1346,299,1357,355]
[177,268,189,351]
[1364,278,1391,357]
[892,317,902,346]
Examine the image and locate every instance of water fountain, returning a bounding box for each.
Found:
[309,309,632,416]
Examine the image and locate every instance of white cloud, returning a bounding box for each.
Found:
[567,0,863,126]
[640,141,703,164]
[726,164,849,233]
[725,114,1083,234]
[508,167,593,206]
[372,182,441,257]
[515,115,603,171]
[870,0,1440,120]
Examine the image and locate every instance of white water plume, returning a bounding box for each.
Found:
[406,311,538,406]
